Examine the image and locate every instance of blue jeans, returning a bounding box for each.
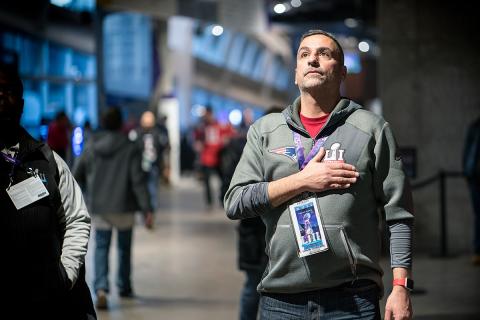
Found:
[259,280,380,320]
[94,228,133,294]
[240,269,264,320]
[202,165,222,206]
[467,180,480,254]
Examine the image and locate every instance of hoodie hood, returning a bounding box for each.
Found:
[282,97,362,138]
[92,131,130,157]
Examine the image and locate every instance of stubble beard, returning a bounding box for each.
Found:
[299,73,334,95]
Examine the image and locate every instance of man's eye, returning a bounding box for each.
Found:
[300,52,308,58]
[320,51,332,58]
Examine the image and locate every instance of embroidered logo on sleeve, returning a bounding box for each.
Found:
[324,142,345,162]
[269,146,297,161]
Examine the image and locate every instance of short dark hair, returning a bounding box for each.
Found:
[0,62,23,97]
[101,106,123,131]
[299,30,344,65]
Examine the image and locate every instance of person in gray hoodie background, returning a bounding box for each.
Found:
[225,30,414,320]
[73,106,153,309]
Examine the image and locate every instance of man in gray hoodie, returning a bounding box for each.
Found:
[224,30,414,320]
[74,107,153,309]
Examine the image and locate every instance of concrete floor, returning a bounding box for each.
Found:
[85,177,480,320]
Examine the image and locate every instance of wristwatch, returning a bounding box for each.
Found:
[393,278,414,291]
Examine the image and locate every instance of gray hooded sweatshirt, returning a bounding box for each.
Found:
[224,98,414,295]
[73,130,152,215]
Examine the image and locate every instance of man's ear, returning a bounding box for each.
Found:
[294,68,298,85]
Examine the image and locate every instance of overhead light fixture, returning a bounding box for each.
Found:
[50,0,72,7]
[274,3,287,14]
[229,109,243,126]
[358,41,370,52]
[291,0,302,8]
[211,25,224,36]
[344,18,359,28]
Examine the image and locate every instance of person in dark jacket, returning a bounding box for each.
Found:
[129,110,169,211]
[73,106,154,309]
[0,62,96,319]
[221,106,282,320]
[463,116,480,265]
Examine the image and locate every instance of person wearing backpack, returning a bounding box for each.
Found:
[0,62,96,319]
[73,106,154,309]
[463,116,480,265]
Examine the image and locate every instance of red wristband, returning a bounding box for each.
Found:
[393,278,414,291]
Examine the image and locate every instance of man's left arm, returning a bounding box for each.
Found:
[54,152,91,288]
[385,221,413,320]
[373,122,414,320]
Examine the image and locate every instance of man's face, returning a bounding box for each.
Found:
[0,71,24,144]
[294,34,346,93]
[0,72,23,123]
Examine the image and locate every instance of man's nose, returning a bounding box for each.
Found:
[307,54,319,66]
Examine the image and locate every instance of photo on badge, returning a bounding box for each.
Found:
[289,198,329,257]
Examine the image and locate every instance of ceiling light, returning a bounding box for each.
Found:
[274,3,287,14]
[344,18,359,28]
[229,109,243,126]
[291,0,302,8]
[211,25,224,36]
[358,41,370,52]
[50,0,72,6]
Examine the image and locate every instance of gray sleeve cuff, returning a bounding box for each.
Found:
[226,182,271,219]
[388,219,413,269]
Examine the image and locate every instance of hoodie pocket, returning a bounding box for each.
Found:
[266,224,308,285]
[304,224,357,281]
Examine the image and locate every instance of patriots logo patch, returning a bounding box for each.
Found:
[269,147,297,161]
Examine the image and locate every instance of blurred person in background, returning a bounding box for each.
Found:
[82,120,93,145]
[0,62,96,319]
[194,106,234,208]
[73,106,154,309]
[156,114,171,186]
[47,110,71,161]
[220,106,282,320]
[129,110,169,211]
[463,116,480,265]
[220,107,260,202]
[180,132,196,174]
[224,30,414,320]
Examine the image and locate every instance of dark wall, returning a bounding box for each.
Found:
[379,0,480,254]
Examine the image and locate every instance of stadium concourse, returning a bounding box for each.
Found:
[85,177,480,320]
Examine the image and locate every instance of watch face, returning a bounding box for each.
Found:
[406,278,414,290]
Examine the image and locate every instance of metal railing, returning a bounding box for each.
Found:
[411,170,465,257]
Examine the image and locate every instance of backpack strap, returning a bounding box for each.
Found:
[39,144,64,241]
[40,144,60,186]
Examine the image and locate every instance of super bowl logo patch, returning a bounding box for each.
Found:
[269,146,297,161]
[324,142,345,162]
